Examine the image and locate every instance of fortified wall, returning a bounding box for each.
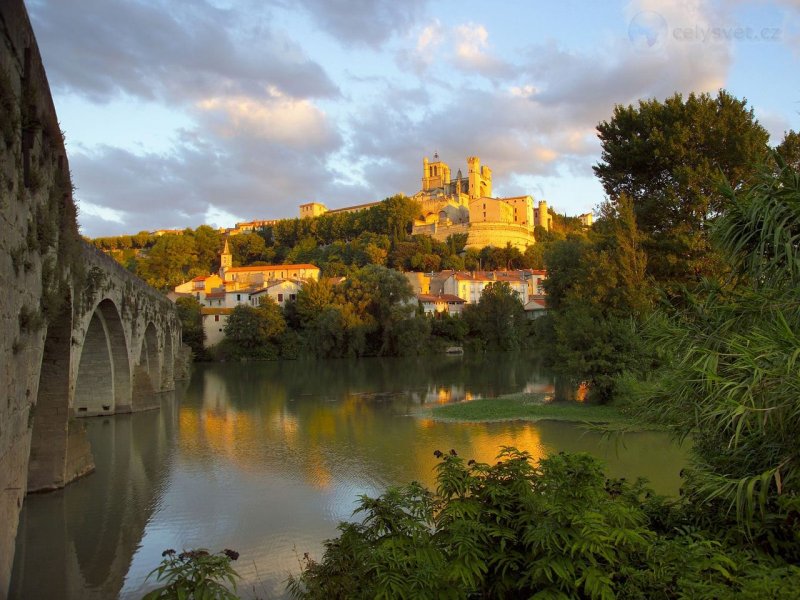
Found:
[0,3,189,595]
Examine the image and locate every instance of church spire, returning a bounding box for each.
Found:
[219,238,232,279]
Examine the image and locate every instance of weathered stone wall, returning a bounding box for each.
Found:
[0,2,75,593]
[0,2,190,595]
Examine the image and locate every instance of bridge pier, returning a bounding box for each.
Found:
[0,2,191,594]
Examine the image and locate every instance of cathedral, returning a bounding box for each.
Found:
[299,154,554,251]
[410,154,551,251]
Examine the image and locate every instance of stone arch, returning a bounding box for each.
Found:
[162,325,174,390]
[72,299,130,417]
[132,322,161,410]
[96,299,131,412]
[27,296,73,492]
[142,322,161,391]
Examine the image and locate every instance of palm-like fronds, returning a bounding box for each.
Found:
[643,161,800,543]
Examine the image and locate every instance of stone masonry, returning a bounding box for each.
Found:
[0,2,190,596]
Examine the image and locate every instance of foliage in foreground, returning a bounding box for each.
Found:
[635,161,800,558]
[143,548,240,600]
[287,449,799,599]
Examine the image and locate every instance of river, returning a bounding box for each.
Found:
[10,354,688,599]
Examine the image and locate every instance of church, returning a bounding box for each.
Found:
[299,154,554,251]
[410,154,551,251]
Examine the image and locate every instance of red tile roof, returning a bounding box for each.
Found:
[226,263,319,273]
[201,308,234,315]
[418,294,466,303]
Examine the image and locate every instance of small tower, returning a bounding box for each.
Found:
[422,153,451,192]
[219,238,232,279]
[467,156,492,199]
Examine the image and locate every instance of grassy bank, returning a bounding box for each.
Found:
[427,393,632,424]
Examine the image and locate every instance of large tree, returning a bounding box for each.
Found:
[594,90,770,285]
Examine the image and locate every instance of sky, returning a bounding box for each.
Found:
[27,0,800,238]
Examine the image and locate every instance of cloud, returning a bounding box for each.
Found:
[69,99,346,236]
[452,23,510,76]
[196,90,337,148]
[289,0,428,48]
[399,21,512,79]
[28,0,338,104]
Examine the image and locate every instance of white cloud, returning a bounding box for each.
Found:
[454,23,490,63]
[196,90,336,147]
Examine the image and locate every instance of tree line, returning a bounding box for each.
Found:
[91,196,586,291]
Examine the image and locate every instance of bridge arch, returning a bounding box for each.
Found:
[74,299,131,417]
[27,296,73,492]
[132,321,162,409]
[162,325,174,391]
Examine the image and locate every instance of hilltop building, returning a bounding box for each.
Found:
[411,155,551,251]
[297,154,555,251]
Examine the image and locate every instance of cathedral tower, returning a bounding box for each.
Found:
[467,156,492,199]
[422,153,451,191]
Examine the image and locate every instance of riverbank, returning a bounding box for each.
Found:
[424,393,644,427]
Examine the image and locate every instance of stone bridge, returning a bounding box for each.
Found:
[0,2,190,595]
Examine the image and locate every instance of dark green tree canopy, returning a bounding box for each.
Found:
[593,90,770,284]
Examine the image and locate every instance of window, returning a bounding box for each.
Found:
[236,294,241,301]
[278,293,284,302]
[290,294,296,301]
[214,315,219,322]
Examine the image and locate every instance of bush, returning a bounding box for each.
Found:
[288,448,800,599]
[143,548,240,600]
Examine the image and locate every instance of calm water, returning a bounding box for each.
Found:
[11,355,688,599]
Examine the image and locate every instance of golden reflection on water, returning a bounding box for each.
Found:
[409,421,546,488]
[10,358,690,600]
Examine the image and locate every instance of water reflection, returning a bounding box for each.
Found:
[10,391,179,599]
[11,355,687,600]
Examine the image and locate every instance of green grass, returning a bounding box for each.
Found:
[427,393,631,424]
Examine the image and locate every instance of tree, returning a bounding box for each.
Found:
[228,233,268,266]
[371,194,421,240]
[191,225,222,274]
[138,234,199,290]
[594,90,770,286]
[464,281,526,351]
[339,265,416,355]
[221,298,286,359]
[175,297,205,359]
[541,198,653,402]
[775,129,800,171]
[295,279,336,327]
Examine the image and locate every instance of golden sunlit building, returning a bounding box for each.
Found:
[297,154,554,251]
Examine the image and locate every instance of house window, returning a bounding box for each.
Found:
[290,294,296,301]
[278,293,284,302]
[236,294,241,301]
[214,315,219,322]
